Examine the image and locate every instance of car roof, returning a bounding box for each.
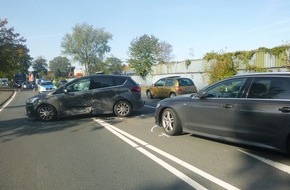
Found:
[234,72,290,78]
[161,76,194,80]
[77,74,131,80]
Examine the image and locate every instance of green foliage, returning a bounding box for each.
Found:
[245,64,267,72]
[49,56,71,78]
[61,23,112,76]
[104,57,123,74]
[0,18,32,78]
[185,59,191,68]
[204,52,237,84]
[203,45,290,83]
[257,46,290,56]
[92,56,123,74]
[128,34,159,78]
[32,56,48,77]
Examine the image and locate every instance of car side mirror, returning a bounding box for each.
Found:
[196,90,208,99]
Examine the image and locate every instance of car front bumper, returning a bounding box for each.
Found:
[26,103,36,118]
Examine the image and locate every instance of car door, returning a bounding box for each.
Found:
[58,77,92,115]
[164,78,175,97]
[234,77,290,146]
[152,78,166,97]
[90,76,119,115]
[185,77,247,138]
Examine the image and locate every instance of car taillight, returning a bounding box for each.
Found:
[177,87,182,93]
[131,86,141,92]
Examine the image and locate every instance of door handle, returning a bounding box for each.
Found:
[223,104,233,109]
[278,107,290,113]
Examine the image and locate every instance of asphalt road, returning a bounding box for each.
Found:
[0,90,290,189]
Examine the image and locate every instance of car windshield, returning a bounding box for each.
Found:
[41,82,53,86]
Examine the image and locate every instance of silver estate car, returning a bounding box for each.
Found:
[155,72,290,154]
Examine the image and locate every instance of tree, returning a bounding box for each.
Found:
[0,18,32,78]
[61,23,112,76]
[128,34,159,78]
[105,57,123,74]
[204,51,237,84]
[32,56,48,78]
[49,56,71,78]
[92,56,123,74]
[157,41,174,64]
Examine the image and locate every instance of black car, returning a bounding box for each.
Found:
[21,81,36,89]
[155,72,290,154]
[26,74,144,121]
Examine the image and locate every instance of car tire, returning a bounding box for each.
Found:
[36,104,57,121]
[146,90,153,99]
[161,108,182,136]
[169,92,176,98]
[114,100,132,117]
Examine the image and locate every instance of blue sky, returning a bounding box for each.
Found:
[2,0,290,68]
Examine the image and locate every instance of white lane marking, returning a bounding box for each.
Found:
[159,133,170,137]
[93,118,207,190]
[137,147,207,190]
[238,149,290,175]
[94,118,240,190]
[150,125,159,132]
[0,91,16,112]
[151,125,170,137]
[144,105,156,109]
[146,145,239,190]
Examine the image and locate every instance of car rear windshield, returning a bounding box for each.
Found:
[178,78,194,86]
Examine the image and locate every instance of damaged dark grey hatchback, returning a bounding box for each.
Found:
[26,74,144,121]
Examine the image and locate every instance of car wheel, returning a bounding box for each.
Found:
[169,92,176,98]
[37,104,57,121]
[161,108,182,135]
[146,90,153,99]
[114,101,132,117]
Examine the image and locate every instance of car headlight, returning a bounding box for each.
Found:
[26,97,38,104]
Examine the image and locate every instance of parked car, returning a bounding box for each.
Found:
[146,76,197,99]
[26,74,144,121]
[21,81,36,89]
[38,81,55,93]
[155,72,290,154]
[0,78,8,86]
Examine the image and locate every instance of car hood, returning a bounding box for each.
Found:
[40,85,54,88]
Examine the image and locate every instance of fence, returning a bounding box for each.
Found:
[130,49,290,91]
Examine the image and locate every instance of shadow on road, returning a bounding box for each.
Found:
[0,105,156,143]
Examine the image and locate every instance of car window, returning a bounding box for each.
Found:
[206,78,246,98]
[90,76,115,89]
[66,78,91,92]
[114,77,127,85]
[178,78,194,86]
[248,77,290,99]
[165,79,175,86]
[155,79,165,86]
